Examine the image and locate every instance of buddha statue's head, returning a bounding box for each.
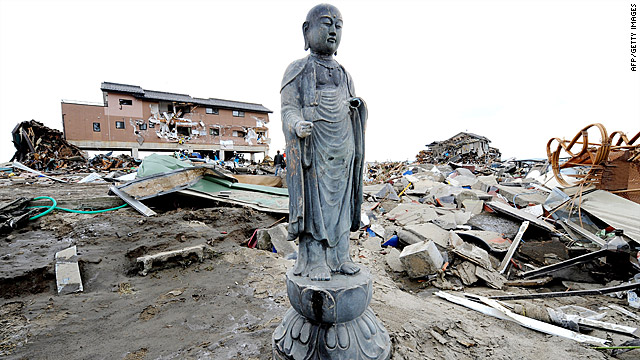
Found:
[303,4,342,56]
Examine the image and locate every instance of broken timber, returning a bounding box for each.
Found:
[488,282,640,301]
[109,186,156,217]
[486,201,556,232]
[497,221,529,274]
[116,166,233,200]
[435,291,608,345]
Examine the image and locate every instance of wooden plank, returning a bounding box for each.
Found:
[109,186,156,217]
[497,221,529,274]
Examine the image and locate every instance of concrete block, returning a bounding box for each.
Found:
[268,223,297,258]
[462,199,484,215]
[453,261,478,285]
[385,248,404,273]
[363,237,382,252]
[447,168,477,187]
[475,266,506,290]
[433,213,457,230]
[448,231,464,248]
[452,242,493,270]
[455,190,479,206]
[370,223,386,238]
[454,211,471,226]
[255,229,272,251]
[404,223,450,249]
[405,179,436,196]
[472,175,498,192]
[55,246,83,295]
[385,203,437,226]
[399,240,444,278]
[495,184,547,207]
[137,244,208,276]
[396,228,424,246]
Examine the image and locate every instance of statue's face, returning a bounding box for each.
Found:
[305,5,342,55]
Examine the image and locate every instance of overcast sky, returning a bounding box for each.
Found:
[1,0,638,163]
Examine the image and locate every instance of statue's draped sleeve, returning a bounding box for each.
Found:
[281,57,308,241]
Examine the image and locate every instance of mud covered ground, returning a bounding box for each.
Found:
[1,182,638,359]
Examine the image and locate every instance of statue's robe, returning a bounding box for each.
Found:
[281,55,367,272]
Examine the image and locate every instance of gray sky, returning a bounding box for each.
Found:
[1,0,638,163]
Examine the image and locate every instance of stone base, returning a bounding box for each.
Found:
[273,268,390,359]
[273,307,390,360]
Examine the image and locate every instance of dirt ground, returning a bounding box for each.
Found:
[1,182,638,359]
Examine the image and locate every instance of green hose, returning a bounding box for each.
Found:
[29,196,57,220]
[28,196,127,220]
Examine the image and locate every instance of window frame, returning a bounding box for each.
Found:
[115,121,125,129]
[232,110,245,117]
[93,122,101,132]
[206,107,219,115]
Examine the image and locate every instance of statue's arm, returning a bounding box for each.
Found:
[281,82,312,138]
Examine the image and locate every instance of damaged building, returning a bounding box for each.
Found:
[418,132,501,164]
[61,82,272,160]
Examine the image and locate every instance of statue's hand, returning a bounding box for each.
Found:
[295,121,314,138]
[348,97,362,109]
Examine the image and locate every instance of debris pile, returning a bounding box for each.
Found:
[354,146,640,352]
[11,120,87,171]
[417,132,501,165]
[89,153,139,171]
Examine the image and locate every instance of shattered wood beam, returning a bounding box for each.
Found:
[109,186,156,217]
[488,282,640,301]
[563,219,607,247]
[435,291,608,345]
[497,221,529,274]
[486,201,556,232]
[573,317,640,337]
[116,166,234,200]
[12,161,68,183]
[521,248,610,279]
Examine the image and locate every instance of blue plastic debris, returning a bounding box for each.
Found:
[382,235,399,247]
[402,170,413,175]
[366,228,376,237]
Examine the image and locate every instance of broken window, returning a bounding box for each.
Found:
[209,128,220,136]
[115,121,125,129]
[177,127,191,136]
[119,99,132,106]
[232,130,245,137]
[93,122,101,132]
[206,107,219,115]
[232,110,245,117]
[149,121,155,128]
[177,106,190,114]
[139,123,147,130]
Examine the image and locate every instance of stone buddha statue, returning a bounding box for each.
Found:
[274,5,390,359]
[281,3,367,281]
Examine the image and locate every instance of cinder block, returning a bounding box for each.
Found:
[399,240,444,278]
